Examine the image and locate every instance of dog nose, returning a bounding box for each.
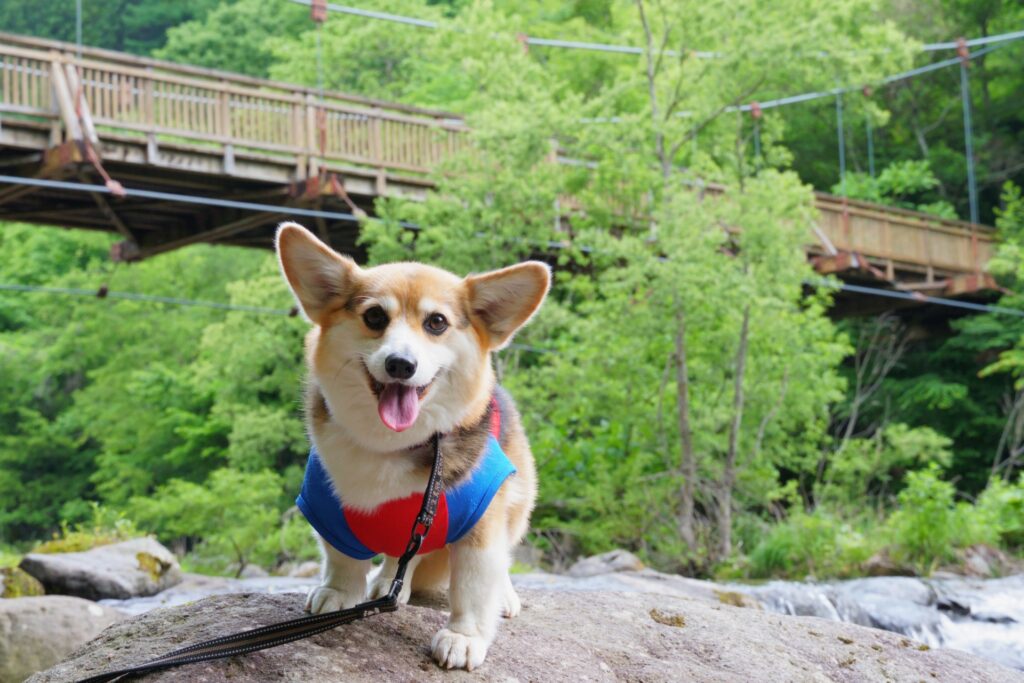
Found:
[384,354,417,380]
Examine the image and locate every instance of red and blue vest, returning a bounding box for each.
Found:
[296,403,516,559]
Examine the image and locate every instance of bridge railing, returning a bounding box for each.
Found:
[814,194,993,280]
[0,33,467,176]
[0,45,54,119]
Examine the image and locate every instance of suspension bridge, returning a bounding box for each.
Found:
[0,31,1001,316]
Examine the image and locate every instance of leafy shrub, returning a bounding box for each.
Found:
[835,160,955,217]
[822,423,952,511]
[975,475,1024,551]
[32,503,140,554]
[128,468,289,576]
[747,510,875,579]
[883,464,990,573]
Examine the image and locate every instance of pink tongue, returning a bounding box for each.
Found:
[377,383,420,432]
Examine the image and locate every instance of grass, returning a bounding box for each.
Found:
[0,545,23,568]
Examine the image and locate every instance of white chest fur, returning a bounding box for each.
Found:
[311,418,429,512]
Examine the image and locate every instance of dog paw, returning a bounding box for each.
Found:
[431,628,489,671]
[501,582,521,619]
[368,574,410,604]
[305,585,361,614]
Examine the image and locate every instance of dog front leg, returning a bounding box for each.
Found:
[431,537,507,670]
[306,533,371,613]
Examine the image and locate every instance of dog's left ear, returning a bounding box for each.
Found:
[465,261,551,349]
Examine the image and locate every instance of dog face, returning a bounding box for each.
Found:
[276,223,549,449]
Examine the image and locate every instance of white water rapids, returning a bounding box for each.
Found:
[732,574,1024,671]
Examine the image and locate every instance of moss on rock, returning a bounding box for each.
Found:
[0,566,45,598]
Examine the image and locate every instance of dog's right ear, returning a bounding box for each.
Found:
[276,222,358,323]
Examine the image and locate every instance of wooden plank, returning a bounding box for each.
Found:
[2,56,11,106]
[27,57,38,108]
[89,115,303,153]
[64,65,100,147]
[49,61,83,141]
[20,57,30,108]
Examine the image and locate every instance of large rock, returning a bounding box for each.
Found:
[30,589,1023,682]
[288,561,320,578]
[567,549,645,577]
[862,548,916,577]
[20,538,182,600]
[516,568,723,602]
[956,544,1019,578]
[1,596,123,682]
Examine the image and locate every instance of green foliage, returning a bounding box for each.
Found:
[268,0,446,103]
[746,510,875,579]
[883,464,990,574]
[837,161,957,218]
[821,423,952,510]
[1,0,1023,580]
[0,0,223,55]
[128,468,292,576]
[32,503,141,554]
[0,548,21,568]
[975,475,1024,551]
[157,0,308,78]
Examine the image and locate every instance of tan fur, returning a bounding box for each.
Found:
[276,222,549,671]
[410,547,451,593]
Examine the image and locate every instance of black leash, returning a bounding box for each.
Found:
[76,433,445,683]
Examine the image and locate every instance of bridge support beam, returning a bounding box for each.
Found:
[0,141,81,207]
[122,211,287,262]
[78,171,135,244]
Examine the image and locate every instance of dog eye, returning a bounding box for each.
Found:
[424,313,449,335]
[362,306,389,331]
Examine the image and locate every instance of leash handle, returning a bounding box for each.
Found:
[75,434,445,683]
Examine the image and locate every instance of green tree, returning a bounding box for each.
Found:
[358,0,911,569]
[157,0,308,77]
[0,0,223,55]
[128,467,290,575]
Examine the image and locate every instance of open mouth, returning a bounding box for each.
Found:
[364,364,433,433]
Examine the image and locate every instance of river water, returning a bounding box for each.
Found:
[100,571,1024,671]
[732,574,1024,672]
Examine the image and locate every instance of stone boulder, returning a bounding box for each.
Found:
[567,549,645,577]
[20,538,182,601]
[30,589,1023,682]
[956,544,1019,578]
[1,596,123,683]
[862,548,916,577]
[237,565,269,579]
[288,561,320,578]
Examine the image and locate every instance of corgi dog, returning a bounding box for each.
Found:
[275,222,549,671]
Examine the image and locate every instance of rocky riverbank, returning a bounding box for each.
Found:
[5,544,1024,681]
[30,588,1022,683]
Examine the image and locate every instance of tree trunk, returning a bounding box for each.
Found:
[674,299,696,547]
[719,305,751,559]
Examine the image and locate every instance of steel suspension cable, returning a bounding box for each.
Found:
[0,175,420,227]
[284,0,1024,60]
[835,86,846,196]
[958,42,980,225]
[3,279,1022,320]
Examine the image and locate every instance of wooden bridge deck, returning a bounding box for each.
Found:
[0,32,998,306]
